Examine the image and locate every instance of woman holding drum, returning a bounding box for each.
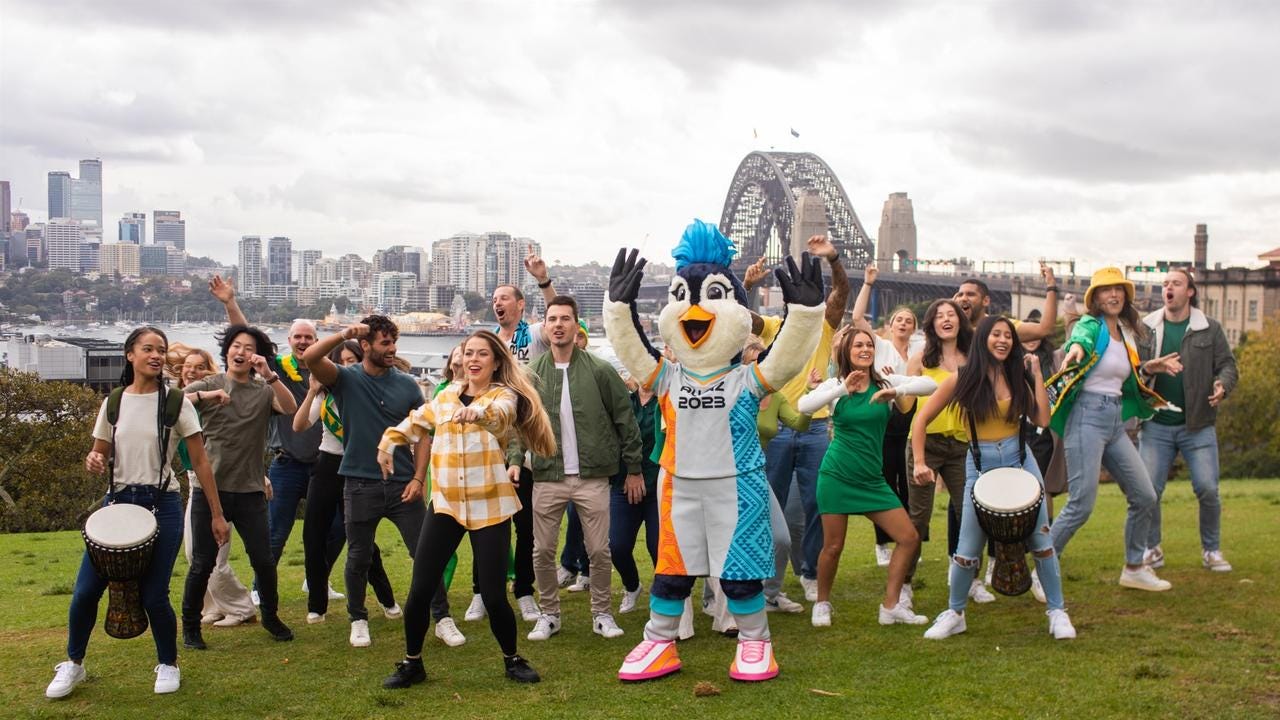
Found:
[47,327,230,699]
[912,316,1075,640]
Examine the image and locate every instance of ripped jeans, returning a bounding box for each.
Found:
[949,436,1065,613]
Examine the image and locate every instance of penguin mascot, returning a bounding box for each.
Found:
[604,219,826,682]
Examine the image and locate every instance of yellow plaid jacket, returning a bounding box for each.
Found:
[379,384,520,530]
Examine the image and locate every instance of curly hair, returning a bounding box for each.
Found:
[921,299,972,369]
[360,314,399,342]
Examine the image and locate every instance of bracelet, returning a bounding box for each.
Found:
[266,374,280,384]
[410,477,424,484]
[1045,285,1059,293]
[537,278,553,289]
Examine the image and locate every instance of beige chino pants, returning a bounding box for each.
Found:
[532,475,612,618]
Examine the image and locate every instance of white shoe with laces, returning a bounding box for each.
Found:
[527,614,562,641]
[619,587,643,614]
[45,661,86,699]
[1030,569,1046,603]
[969,579,996,604]
[306,612,325,625]
[811,600,833,627]
[567,573,590,592]
[899,583,914,609]
[1048,608,1076,640]
[382,603,403,619]
[766,593,804,613]
[875,543,892,567]
[879,603,928,625]
[556,566,575,588]
[923,609,967,640]
[463,593,486,621]
[153,664,180,694]
[349,619,371,647]
[433,617,467,647]
[1143,545,1165,569]
[594,613,625,639]
[800,576,818,602]
[1203,550,1232,572]
[517,595,540,622]
[1119,565,1172,592]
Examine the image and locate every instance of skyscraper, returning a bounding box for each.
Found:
[0,180,10,233]
[48,172,71,219]
[119,212,146,244]
[299,249,323,287]
[153,210,185,251]
[70,159,103,230]
[45,219,85,272]
[239,236,264,298]
[267,236,293,285]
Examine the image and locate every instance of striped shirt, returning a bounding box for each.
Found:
[379,384,520,530]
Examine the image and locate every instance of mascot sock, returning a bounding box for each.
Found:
[722,580,770,641]
[646,574,696,641]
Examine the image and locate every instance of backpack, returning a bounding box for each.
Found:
[104,385,185,501]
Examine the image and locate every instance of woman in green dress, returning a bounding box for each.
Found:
[798,327,937,628]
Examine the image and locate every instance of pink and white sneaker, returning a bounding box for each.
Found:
[618,639,681,682]
[729,639,779,681]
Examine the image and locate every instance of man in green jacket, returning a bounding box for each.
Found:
[510,295,644,643]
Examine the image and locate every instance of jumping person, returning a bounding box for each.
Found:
[47,327,230,699]
[799,327,937,628]
[915,317,1075,640]
[378,331,558,689]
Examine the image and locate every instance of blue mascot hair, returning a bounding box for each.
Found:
[672,219,737,271]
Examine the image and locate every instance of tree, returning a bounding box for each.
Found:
[0,369,104,532]
[464,292,491,321]
[1217,312,1280,477]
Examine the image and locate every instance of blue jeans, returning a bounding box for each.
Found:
[68,487,183,665]
[608,486,659,592]
[1051,392,1158,566]
[560,502,589,576]
[765,418,828,580]
[949,438,1064,612]
[1139,422,1222,551]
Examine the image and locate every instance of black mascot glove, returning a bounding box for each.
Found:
[609,248,647,304]
[774,252,825,307]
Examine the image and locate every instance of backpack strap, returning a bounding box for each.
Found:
[163,387,184,427]
[104,387,125,502]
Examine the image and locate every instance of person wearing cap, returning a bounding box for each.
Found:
[1048,267,1183,593]
[1135,268,1237,573]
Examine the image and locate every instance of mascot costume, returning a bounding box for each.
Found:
[604,220,825,682]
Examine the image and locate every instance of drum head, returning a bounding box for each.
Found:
[973,468,1041,513]
[84,504,158,548]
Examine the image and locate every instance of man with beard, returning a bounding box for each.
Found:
[303,315,463,649]
[954,265,1060,342]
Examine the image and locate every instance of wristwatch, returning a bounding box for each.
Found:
[537,278,553,289]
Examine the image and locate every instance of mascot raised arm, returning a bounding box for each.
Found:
[604,219,825,683]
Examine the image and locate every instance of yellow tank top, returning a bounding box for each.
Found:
[970,399,1020,441]
[918,365,967,440]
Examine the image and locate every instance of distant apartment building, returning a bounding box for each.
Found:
[430,232,539,296]
[153,210,185,251]
[119,212,146,244]
[267,236,292,285]
[99,242,141,277]
[140,244,169,276]
[45,219,85,272]
[239,235,264,297]
[0,180,10,233]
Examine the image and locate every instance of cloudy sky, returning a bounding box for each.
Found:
[3,0,1278,273]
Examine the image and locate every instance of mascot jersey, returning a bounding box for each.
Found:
[645,359,770,479]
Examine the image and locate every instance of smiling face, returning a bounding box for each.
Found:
[288,320,317,356]
[932,302,961,340]
[1093,285,1127,317]
[463,336,497,386]
[847,332,876,370]
[545,303,578,350]
[226,332,258,376]
[658,269,751,371]
[128,332,168,382]
[362,331,398,369]
[987,320,1015,362]
[1162,270,1194,312]
[492,285,525,329]
[181,352,213,386]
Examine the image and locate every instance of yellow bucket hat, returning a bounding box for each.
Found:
[1084,266,1135,309]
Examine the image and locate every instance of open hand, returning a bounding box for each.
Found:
[524,247,549,284]
[209,275,235,304]
[1061,345,1085,371]
[843,370,867,393]
[774,252,824,307]
[806,234,837,260]
[743,257,768,290]
[1040,262,1057,287]
[1145,352,1182,376]
[807,368,822,390]
[870,387,897,404]
[1208,380,1226,407]
[609,248,647,304]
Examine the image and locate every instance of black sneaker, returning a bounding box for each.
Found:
[383,659,427,689]
[504,654,541,683]
[182,624,207,650]
[261,613,294,642]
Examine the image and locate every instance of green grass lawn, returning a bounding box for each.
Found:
[2,479,1278,719]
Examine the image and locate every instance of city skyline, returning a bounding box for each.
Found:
[3,2,1278,270]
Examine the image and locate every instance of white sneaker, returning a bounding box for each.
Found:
[463,593,487,622]
[200,612,223,625]
[1048,608,1076,640]
[1203,550,1232,572]
[1143,545,1165,569]
[306,612,325,625]
[327,584,345,600]
[899,583,914,609]
[250,590,261,607]
[766,593,804,614]
[594,613,625,639]
[556,566,575,588]
[678,597,695,640]
[984,560,994,587]
[349,619,371,647]
[969,579,996,604]
[382,603,403,620]
[619,587,643,614]
[45,661,86,699]
[800,576,818,602]
[527,614,561,641]
[923,609,967,640]
[1030,569,1046,604]
[517,595,540,622]
[213,613,251,627]
[567,573,590,592]
[1119,565,1172,592]
[433,617,466,647]
[879,603,928,625]
[811,600,833,627]
[153,664,180,694]
[875,543,892,568]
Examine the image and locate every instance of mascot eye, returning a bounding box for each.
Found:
[673,285,687,302]
[707,285,725,300]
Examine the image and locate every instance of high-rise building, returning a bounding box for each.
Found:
[10,211,29,233]
[166,244,185,277]
[80,240,100,274]
[98,242,141,277]
[119,212,146,244]
[45,219,84,272]
[79,159,102,183]
[239,236,264,298]
[153,210,185,251]
[48,172,72,220]
[299,249,323,287]
[26,225,45,264]
[0,180,10,232]
[140,245,169,276]
[70,159,103,230]
[375,271,419,314]
[877,192,917,272]
[267,236,292,285]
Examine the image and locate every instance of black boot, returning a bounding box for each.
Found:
[504,654,541,683]
[383,658,427,689]
[261,613,294,641]
[182,622,207,650]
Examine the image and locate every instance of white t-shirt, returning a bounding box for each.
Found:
[1082,337,1130,397]
[92,390,201,492]
[874,335,925,376]
[309,392,345,455]
[556,362,580,475]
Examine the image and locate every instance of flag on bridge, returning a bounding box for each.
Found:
[790,128,800,138]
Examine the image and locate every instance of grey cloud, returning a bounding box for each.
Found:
[9,0,417,33]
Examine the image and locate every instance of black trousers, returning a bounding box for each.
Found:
[185,489,277,622]
[304,452,396,614]
[876,408,914,545]
[472,465,535,598]
[407,510,516,657]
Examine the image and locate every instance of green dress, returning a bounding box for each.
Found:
[817,386,902,514]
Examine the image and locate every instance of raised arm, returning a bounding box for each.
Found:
[849,264,877,332]
[525,249,558,306]
[256,355,298,415]
[756,254,827,390]
[293,378,323,433]
[304,324,364,387]
[798,377,847,415]
[873,373,939,413]
[603,248,660,383]
[209,274,249,326]
[807,235,850,329]
[1016,264,1059,342]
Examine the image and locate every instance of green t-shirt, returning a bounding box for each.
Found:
[185,373,281,493]
[1152,318,1189,425]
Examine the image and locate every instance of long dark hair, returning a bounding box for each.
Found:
[955,316,1036,425]
[120,326,169,387]
[329,339,363,365]
[921,299,972,369]
[832,327,889,389]
[216,324,277,375]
